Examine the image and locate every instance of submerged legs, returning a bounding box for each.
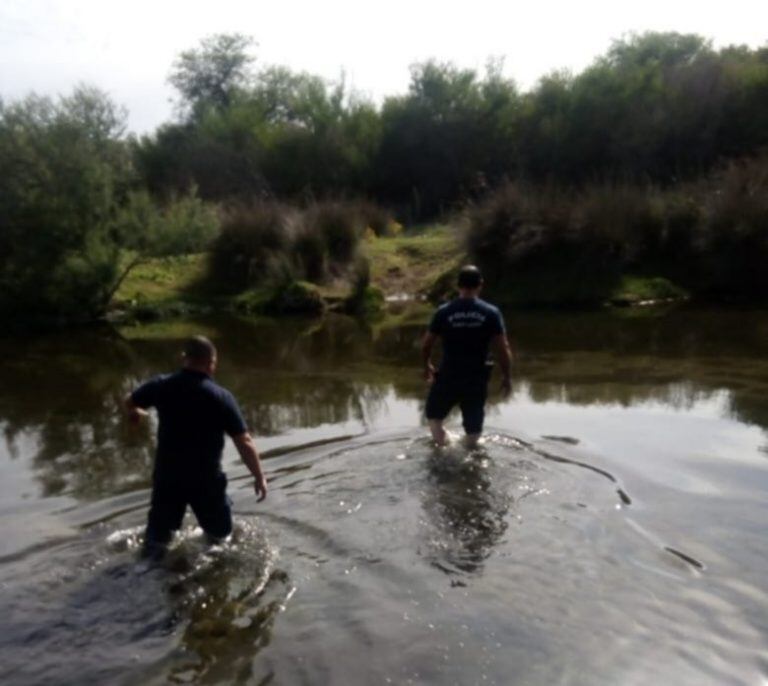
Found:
[429,419,448,447]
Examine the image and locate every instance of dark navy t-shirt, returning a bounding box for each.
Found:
[131,369,247,478]
[429,297,505,377]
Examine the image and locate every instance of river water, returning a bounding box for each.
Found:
[1,306,767,685]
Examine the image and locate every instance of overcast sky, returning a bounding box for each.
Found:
[1,0,765,134]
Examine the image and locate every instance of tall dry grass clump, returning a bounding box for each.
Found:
[466,183,625,305]
[466,152,768,304]
[694,155,768,297]
[305,202,361,268]
[209,202,297,292]
[209,199,390,292]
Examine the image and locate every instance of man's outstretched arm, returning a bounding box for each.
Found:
[232,432,268,501]
[492,334,513,397]
[124,395,149,425]
[421,331,438,383]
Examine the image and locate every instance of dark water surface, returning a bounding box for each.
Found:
[1,306,767,685]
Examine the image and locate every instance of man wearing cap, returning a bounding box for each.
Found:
[125,336,267,556]
[422,265,512,447]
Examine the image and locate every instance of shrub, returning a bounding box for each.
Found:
[305,201,364,267]
[208,202,295,291]
[266,280,325,315]
[293,218,328,282]
[209,199,382,291]
[466,153,768,304]
[466,183,623,305]
[0,87,131,320]
[344,257,385,315]
[695,155,768,297]
[114,189,220,257]
[356,201,395,237]
[573,184,665,266]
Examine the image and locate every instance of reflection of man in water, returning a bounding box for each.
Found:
[423,455,510,575]
[422,265,512,447]
[125,336,267,555]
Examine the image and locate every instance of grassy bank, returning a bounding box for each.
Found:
[365,224,463,299]
[111,222,692,320]
[110,225,461,320]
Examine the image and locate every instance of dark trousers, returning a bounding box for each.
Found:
[425,369,490,434]
[145,472,232,545]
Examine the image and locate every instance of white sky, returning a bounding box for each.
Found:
[1,0,765,134]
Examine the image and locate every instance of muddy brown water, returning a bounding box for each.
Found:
[1,306,767,685]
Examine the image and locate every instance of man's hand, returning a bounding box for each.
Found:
[125,397,148,425]
[233,432,268,503]
[500,376,512,398]
[421,332,438,385]
[424,361,436,384]
[254,473,268,502]
[492,334,513,399]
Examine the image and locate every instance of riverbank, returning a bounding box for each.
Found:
[108,222,696,324]
[108,225,464,322]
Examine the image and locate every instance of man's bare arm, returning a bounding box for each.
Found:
[232,432,268,501]
[492,334,513,397]
[124,395,149,425]
[421,331,438,383]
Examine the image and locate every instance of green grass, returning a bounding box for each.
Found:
[609,275,689,305]
[364,224,463,298]
[109,236,690,323]
[114,254,209,305]
[118,319,223,340]
[113,226,464,316]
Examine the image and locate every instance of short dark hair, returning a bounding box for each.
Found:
[457,265,483,289]
[183,336,217,363]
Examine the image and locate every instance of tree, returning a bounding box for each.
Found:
[169,33,256,118]
[0,86,132,320]
[0,86,219,323]
[376,60,519,219]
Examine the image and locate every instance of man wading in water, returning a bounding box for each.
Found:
[422,265,512,447]
[125,336,267,557]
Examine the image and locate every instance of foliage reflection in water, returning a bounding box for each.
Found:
[0,307,767,684]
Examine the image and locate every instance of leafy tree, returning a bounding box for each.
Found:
[169,33,256,118]
[142,31,768,220]
[0,86,132,320]
[135,105,268,201]
[375,61,519,219]
[254,70,380,196]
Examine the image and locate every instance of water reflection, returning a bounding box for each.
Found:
[420,444,511,577]
[1,306,768,506]
[146,523,290,685]
[0,328,153,499]
[0,519,289,686]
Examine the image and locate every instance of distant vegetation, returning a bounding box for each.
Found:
[467,153,768,305]
[1,31,767,323]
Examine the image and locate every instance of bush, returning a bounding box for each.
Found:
[266,280,325,315]
[356,201,395,237]
[114,189,220,257]
[573,184,665,266]
[293,220,328,282]
[695,155,768,297]
[344,257,385,315]
[466,153,768,305]
[208,202,295,291]
[305,201,363,266]
[0,87,131,320]
[466,183,623,305]
[208,199,380,291]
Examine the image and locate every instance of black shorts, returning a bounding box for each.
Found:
[425,370,490,435]
[145,472,232,545]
